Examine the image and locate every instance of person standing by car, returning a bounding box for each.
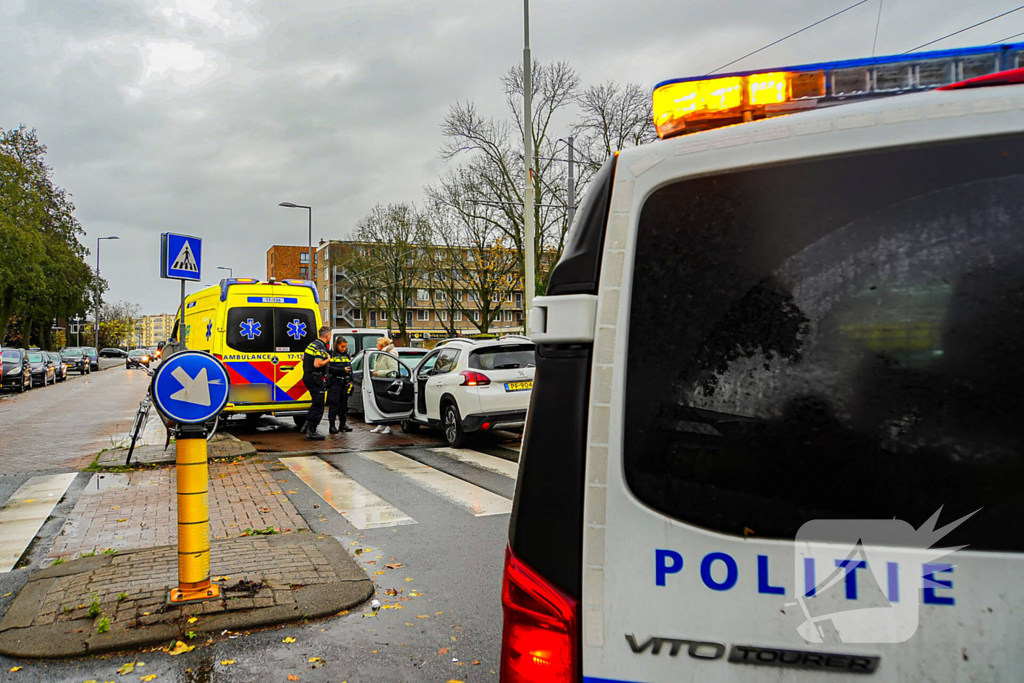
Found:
[326,337,354,434]
[301,326,332,440]
[370,336,399,435]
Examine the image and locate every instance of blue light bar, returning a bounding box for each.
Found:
[219,278,260,302]
[656,42,1024,91]
[282,279,320,304]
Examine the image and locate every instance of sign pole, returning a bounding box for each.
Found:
[169,423,219,603]
[179,280,185,341]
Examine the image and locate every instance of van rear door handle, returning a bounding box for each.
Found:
[279,365,296,371]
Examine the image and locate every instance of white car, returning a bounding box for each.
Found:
[360,336,535,446]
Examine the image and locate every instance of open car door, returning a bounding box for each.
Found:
[362,350,414,424]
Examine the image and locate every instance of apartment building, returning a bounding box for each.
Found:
[314,240,529,347]
[266,245,319,282]
[135,313,176,347]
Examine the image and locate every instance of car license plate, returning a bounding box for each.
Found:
[504,381,533,392]
[229,384,273,403]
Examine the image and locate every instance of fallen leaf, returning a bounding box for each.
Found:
[308,657,323,663]
[117,519,127,523]
[9,666,21,672]
[373,570,385,576]
[3,592,11,597]
[404,577,414,582]
[287,490,298,494]
[187,617,198,624]
[288,676,299,681]
[451,636,457,642]
[384,588,400,596]
[437,647,449,655]
[220,660,235,666]
[282,637,296,643]
[472,660,481,665]
[405,622,414,626]
[446,680,466,683]
[371,650,378,654]
[166,641,194,656]
[116,662,136,675]
[385,562,402,569]
[140,675,157,682]
[435,611,443,615]
[416,615,429,619]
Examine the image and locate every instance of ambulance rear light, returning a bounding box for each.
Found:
[500,545,578,683]
[281,279,320,304]
[654,41,1024,139]
[219,278,260,301]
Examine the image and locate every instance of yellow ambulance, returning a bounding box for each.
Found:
[174,278,321,423]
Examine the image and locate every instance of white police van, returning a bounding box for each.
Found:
[503,43,1024,682]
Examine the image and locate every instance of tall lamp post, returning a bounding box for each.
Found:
[94,236,119,347]
[522,0,535,332]
[217,266,233,279]
[278,202,313,281]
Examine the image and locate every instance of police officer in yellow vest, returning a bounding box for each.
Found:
[326,337,354,434]
[302,325,332,440]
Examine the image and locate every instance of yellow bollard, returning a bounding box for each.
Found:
[169,430,220,603]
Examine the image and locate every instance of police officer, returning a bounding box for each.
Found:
[326,337,354,434]
[302,326,332,440]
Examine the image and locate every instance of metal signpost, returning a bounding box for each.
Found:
[151,350,231,603]
[160,233,203,341]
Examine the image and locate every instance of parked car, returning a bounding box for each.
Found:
[1,348,32,393]
[100,347,127,358]
[353,336,535,447]
[126,348,151,369]
[27,350,55,387]
[59,347,90,375]
[47,351,68,382]
[82,347,99,370]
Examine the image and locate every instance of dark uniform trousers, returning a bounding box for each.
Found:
[327,352,352,429]
[302,339,330,433]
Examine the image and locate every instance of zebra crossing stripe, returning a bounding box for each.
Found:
[428,447,520,479]
[356,450,512,517]
[279,456,416,529]
[0,473,77,573]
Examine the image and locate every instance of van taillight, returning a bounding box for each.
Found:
[500,545,578,683]
[460,370,490,386]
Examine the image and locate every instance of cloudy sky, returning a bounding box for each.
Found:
[2,0,1020,313]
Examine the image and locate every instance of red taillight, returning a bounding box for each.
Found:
[460,370,491,387]
[482,422,491,430]
[500,545,578,683]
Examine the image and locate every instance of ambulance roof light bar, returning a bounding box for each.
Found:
[281,279,320,304]
[219,277,260,301]
[653,41,1024,139]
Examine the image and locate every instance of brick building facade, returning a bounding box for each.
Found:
[266,245,318,282]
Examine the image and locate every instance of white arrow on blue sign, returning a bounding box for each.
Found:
[152,351,231,424]
[161,232,203,282]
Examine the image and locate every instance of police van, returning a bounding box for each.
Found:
[175,278,321,423]
[505,44,1024,682]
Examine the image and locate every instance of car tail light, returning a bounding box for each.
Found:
[500,545,578,683]
[482,422,491,430]
[460,370,490,387]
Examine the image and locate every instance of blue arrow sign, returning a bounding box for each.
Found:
[161,232,203,282]
[152,351,230,424]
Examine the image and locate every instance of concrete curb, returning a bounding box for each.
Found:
[95,432,257,467]
[0,534,372,658]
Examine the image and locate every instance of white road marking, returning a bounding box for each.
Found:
[279,456,416,529]
[428,447,519,479]
[0,473,77,572]
[356,450,512,517]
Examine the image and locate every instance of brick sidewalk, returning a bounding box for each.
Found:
[48,458,307,560]
[0,535,373,658]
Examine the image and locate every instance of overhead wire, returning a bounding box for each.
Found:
[708,0,871,75]
[902,5,1024,53]
[988,30,1024,44]
[871,0,885,56]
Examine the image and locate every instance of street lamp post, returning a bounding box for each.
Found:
[278,202,313,282]
[217,266,233,279]
[94,236,119,348]
[522,0,536,333]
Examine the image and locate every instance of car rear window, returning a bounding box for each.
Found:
[624,133,1024,552]
[469,345,535,370]
[27,353,43,362]
[129,350,145,357]
[2,350,20,361]
[61,349,81,357]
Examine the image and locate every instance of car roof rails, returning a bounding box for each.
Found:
[497,334,532,342]
[434,337,476,347]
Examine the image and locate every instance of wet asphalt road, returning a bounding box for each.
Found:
[0,363,515,683]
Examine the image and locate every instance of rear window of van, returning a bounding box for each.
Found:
[226,307,317,354]
[624,134,1024,552]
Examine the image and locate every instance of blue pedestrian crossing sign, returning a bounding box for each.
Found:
[152,351,231,424]
[161,232,202,282]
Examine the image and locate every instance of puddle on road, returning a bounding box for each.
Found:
[87,473,130,492]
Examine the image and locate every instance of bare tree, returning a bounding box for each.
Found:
[353,203,429,344]
[439,60,579,295]
[572,81,658,174]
